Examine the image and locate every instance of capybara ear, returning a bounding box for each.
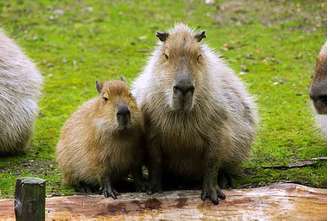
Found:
[156,32,169,42]
[120,76,127,83]
[195,31,206,42]
[96,81,103,94]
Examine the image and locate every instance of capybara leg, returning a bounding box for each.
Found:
[147,143,163,194]
[201,150,226,205]
[132,166,147,192]
[218,170,234,189]
[148,169,162,194]
[101,176,119,199]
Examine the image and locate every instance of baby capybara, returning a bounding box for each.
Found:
[132,24,258,204]
[56,79,144,198]
[310,42,326,135]
[0,30,42,155]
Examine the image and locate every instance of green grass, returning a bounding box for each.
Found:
[0,0,326,198]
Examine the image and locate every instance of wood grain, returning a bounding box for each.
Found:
[0,183,326,221]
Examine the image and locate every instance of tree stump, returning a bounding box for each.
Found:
[14,177,46,221]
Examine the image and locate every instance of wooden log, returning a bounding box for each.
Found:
[0,183,326,221]
[14,177,46,221]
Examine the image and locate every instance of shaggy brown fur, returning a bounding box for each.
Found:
[56,80,145,198]
[132,24,258,204]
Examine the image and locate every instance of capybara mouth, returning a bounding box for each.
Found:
[117,124,129,130]
[116,103,131,128]
[172,91,194,112]
[117,121,131,131]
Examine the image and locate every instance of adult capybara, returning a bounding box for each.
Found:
[0,30,43,155]
[310,42,326,135]
[132,24,258,204]
[56,79,145,198]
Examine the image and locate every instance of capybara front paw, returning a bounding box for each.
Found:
[201,184,226,205]
[102,185,119,199]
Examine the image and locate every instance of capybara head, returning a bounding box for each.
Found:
[310,42,327,115]
[155,24,207,112]
[96,78,140,131]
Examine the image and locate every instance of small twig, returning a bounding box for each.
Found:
[311,157,327,161]
[262,157,327,170]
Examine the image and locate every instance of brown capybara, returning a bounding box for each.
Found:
[56,79,145,198]
[310,42,326,135]
[132,23,258,205]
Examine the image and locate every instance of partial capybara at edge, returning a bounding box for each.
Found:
[132,23,258,204]
[0,30,43,155]
[56,79,145,198]
[310,42,327,135]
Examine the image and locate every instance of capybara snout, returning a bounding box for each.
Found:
[116,103,131,129]
[310,84,327,115]
[173,72,195,111]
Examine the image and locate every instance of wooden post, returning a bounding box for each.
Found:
[14,177,46,221]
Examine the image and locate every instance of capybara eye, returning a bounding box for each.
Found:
[164,53,169,59]
[103,97,108,101]
[197,54,202,62]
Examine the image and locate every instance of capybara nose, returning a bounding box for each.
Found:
[117,104,130,128]
[310,80,327,114]
[310,94,327,114]
[173,81,195,95]
[117,104,130,117]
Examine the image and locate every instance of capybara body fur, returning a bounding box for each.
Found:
[132,24,258,204]
[310,42,326,135]
[0,30,42,154]
[56,80,144,198]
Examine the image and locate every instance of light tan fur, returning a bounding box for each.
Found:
[56,80,144,187]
